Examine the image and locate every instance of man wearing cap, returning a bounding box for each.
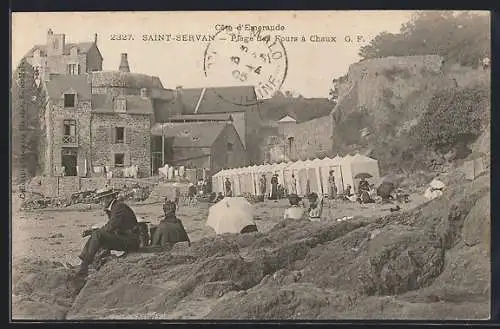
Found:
[77,193,140,276]
[151,200,191,251]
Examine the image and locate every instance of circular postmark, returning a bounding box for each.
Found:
[203,26,288,106]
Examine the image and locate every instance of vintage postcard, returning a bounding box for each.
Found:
[11,11,491,320]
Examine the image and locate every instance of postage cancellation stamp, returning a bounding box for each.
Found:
[10,11,491,321]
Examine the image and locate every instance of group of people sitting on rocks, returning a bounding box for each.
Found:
[77,193,190,277]
[283,192,324,221]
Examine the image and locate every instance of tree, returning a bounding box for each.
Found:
[358,11,490,67]
[12,58,42,182]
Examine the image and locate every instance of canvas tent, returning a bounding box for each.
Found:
[211,154,380,196]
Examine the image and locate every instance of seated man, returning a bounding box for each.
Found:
[78,194,141,276]
[151,200,191,251]
[283,194,306,220]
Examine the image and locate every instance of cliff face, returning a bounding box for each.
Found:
[330,55,490,170]
[332,55,489,136]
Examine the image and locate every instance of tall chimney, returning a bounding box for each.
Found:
[119,53,130,72]
[175,86,184,114]
[94,33,98,44]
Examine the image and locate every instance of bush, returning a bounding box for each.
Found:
[409,86,489,152]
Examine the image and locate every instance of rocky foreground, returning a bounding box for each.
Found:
[12,174,490,320]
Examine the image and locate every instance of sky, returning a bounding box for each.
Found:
[11,11,415,98]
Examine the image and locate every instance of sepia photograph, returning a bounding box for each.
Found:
[10,10,491,320]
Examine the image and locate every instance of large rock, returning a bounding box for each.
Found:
[12,259,85,320]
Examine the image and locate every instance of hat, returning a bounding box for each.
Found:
[163,200,177,214]
[104,195,118,212]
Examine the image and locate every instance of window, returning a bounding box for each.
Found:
[114,153,125,167]
[70,47,78,56]
[64,94,76,108]
[227,142,233,151]
[62,119,77,144]
[114,98,127,112]
[115,127,125,143]
[67,64,79,75]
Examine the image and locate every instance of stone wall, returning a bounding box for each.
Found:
[48,100,92,177]
[291,116,333,160]
[40,176,155,197]
[91,113,152,178]
[258,116,333,162]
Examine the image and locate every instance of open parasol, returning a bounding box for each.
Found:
[354,172,373,179]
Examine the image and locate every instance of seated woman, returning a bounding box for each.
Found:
[283,194,306,220]
[151,201,191,252]
[307,193,324,221]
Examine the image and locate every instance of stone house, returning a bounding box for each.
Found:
[38,52,172,178]
[155,86,263,165]
[24,29,103,81]
[150,121,246,175]
[27,29,263,179]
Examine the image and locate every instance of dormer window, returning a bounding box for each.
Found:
[67,63,80,75]
[70,47,78,56]
[113,98,127,113]
[64,93,76,108]
[33,49,41,58]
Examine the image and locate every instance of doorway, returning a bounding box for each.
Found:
[61,148,78,176]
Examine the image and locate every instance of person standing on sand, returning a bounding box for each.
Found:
[290,173,297,195]
[151,200,191,252]
[77,194,140,276]
[225,178,232,197]
[259,174,267,199]
[328,171,337,200]
[270,174,279,200]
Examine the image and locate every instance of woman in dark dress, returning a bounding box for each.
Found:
[151,201,191,251]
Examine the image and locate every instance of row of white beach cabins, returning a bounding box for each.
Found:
[212,153,381,197]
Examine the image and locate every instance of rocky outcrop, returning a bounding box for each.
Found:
[12,170,490,320]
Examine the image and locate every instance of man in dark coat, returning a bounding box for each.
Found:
[77,194,140,276]
[225,178,232,197]
[151,200,191,251]
[270,174,279,200]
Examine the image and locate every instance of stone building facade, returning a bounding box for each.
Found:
[25,29,103,81]
[259,114,334,162]
[38,51,168,178]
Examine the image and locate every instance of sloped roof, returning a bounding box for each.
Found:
[45,74,91,100]
[278,114,297,123]
[259,97,333,123]
[25,42,96,57]
[92,94,154,115]
[169,113,233,122]
[91,71,164,90]
[151,122,229,147]
[172,149,211,163]
[179,86,258,114]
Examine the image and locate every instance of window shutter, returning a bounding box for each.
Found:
[125,127,131,144]
[109,127,115,144]
[77,64,81,75]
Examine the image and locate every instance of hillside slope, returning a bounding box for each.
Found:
[330,55,490,173]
